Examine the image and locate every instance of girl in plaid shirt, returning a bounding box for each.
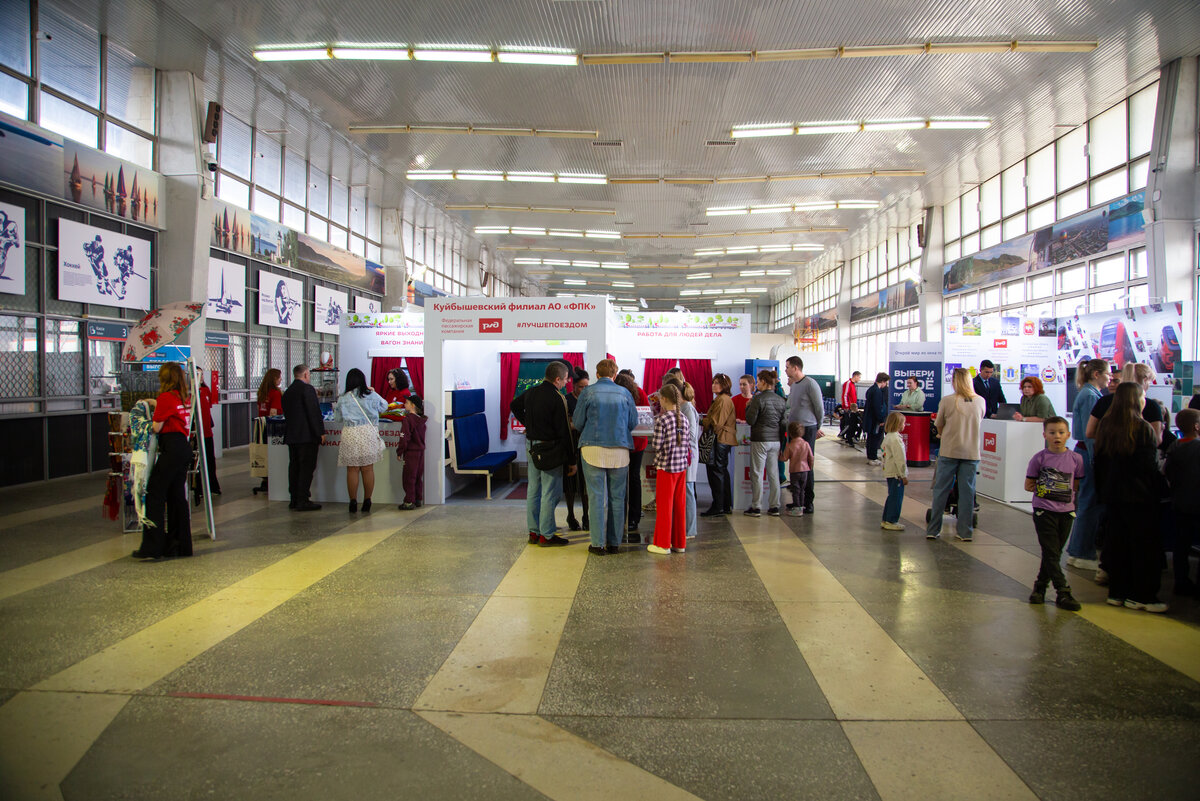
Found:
[649,384,691,555]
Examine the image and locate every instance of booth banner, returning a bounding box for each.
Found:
[0,200,26,295]
[257,270,303,330]
[339,312,425,385]
[57,219,151,310]
[206,257,245,322]
[430,297,607,339]
[612,310,747,333]
[944,191,1145,295]
[1057,301,1191,410]
[314,286,348,335]
[887,342,942,412]
[210,198,385,294]
[354,296,381,314]
[850,280,918,322]
[943,310,1064,413]
[795,307,837,344]
[64,143,161,227]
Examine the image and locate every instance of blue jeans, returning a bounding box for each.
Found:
[583,460,627,547]
[883,478,905,524]
[526,441,564,537]
[926,455,978,539]
[685,481,697,538]
[1065,443,1101,560]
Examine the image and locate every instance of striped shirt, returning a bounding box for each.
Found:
[651,409,691,473]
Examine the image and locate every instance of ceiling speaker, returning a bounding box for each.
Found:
[202,102,222,144]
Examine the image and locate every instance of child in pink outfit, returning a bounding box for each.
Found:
[780,422,814,516]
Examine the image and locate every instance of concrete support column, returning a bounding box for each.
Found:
[1145,58,1198,309]
[917,206,945,342]
[155,71,213,354]
[835,249,851,378]
[381,207,407,310]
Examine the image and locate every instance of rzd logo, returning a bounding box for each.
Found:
[479,318,502,333]
[983,432,997,453]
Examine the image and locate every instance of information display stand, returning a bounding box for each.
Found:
[977,419,1045,503]
[899,411,932,467]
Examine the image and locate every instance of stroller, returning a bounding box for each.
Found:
[837,404,862,446]
[924,458,980,527]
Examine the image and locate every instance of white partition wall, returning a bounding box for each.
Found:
[424,296,609,504]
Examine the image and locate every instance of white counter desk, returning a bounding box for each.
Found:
[267,420,411,505]
[977,418,1046,504]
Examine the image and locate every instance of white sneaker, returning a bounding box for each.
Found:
[880,521,905,531]
[867,459,882,466]
[789,507,803,517]
[1094,568,1109,586]
[1071,558,1099,571]
[646,544,670,555]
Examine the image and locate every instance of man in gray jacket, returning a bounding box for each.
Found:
[745,370,788,517]
[785,356,823,513]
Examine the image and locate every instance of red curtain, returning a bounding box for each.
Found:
[500,352,521,439]
[370,357,404,397]
[680,358,714,413]
[562,352,584,393]
[404,356,424,398]
[643,359,677,395]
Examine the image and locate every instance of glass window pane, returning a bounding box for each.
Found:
[1129,248,1148,280]
[283,202,305,231]
[330,179,348,226]
[1002,161,1026,216]
[0,0,30,74]
[328,224,347,250]
[349,234,364,256]
[1029,273,1053,299]
[39,91,97,147]
[368,202,381,241]
[283,149,306,204]
[0,70,28,119]
[350,188,366,234]
[1127,283,1149,306]
[944,196,961,242]
[961,233,979,258]
[1027,146,1055,203]
[307,214,327,242]
[981,223,1002,249]
[254,133,282,195]
[1003,279,1025,304]
[1128,156,1150,191]
[1028,199,1055,229]
[1057,185,1087,218]
[1056,127,1087,190]
[252,189,279,222]
[980,176,1001,226]
[1089,168,1128,206]
[944,241,961,262]
[1002,214,1027,240]
[980,286,1000,309]
[367,242,381,262]
[0,314,39,397]
[106,43,154,132]
[105,122,153,169]
[307,165,329,217]
[45,318,82,396]
[1129,83,1157,158]
[38,5,100,106]
[961,188,979,235]
[218,113,252,180]
[1090,253,1125,287]
[1058,265,1085,293]
[1089,287,1125,311]
[217,174,249,209]
[1088,101,1128,177]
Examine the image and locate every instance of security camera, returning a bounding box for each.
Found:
[205,158,218,172]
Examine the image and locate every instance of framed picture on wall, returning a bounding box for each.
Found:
[207,257,246,322]
[257,270,303,330]
[57,219,151,309]
[0,200,26,296]
[313,285,348,335]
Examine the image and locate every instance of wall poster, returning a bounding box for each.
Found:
[257,270,303,331]
[314,285,348,335]
[206,257,246,322]
[57,219,151,310]
[0,201,26,295]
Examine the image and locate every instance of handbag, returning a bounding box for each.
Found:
[249,417,269,477]
[528,438,567,470]
[698,425,717,465]
[349,392,386,456]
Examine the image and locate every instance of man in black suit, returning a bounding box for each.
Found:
[283,363,325,511]
[972,359,1007,418]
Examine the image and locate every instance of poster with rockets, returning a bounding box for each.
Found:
[258,270,303,331]
[207,257,246,322]
[57,219,151,309]
[313,285,347,335]
[0,201,26,296]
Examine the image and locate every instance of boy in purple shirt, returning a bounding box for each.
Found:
[1025,416,1086,610]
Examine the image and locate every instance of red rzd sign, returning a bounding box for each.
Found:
[479,318,503,333]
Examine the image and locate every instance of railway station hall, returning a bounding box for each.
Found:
[2,1,1200,798]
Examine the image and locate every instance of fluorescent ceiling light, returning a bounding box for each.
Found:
[512,227,549,236]
[331,47,409,60]
[558,173,608,184]
[496,51,578,66]
[513,258,542,264]
[927,117,992,130]
[694,249,723,256]
[563,279,587,285]
[740,270,765,276]
[726,246,759,254]
[766,269,793,275]
[744,287,768,293]
[686,273,712,280]
[549,229,586,237]
[456,170,505,181]
[792,201,837,211]
[407,170,453,180]
[508,171,557,182]
[574,260,600,267]
[707,206,749,216]
[702,289,724,295]
[680,290,701,296]
[795,123,860,135]
[791,244,825,251]
[543,259,572,266]
[751,205,791,215]
[730,125,795,138]
[862,119,927,131]
[412,49,493,62]
[253,48,330,61]
[473,226,510,234]
[758,245,792,253]
[601,262,630,269]
[585,230,621,239]
[612,281,635,288]
[556,293,575,297]
[714,299,735,305]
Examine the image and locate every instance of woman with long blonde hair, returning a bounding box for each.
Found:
[926,368,985,541]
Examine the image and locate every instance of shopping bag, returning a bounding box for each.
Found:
[250,418,269,477]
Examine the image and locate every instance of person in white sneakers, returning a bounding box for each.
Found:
[880,412,908,531]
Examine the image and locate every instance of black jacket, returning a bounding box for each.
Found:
[973,375,1006,418]
[863,383,888,430]
[511,381,572,444]
[282,379,323,444]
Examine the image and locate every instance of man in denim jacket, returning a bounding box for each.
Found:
[573,359,639,554]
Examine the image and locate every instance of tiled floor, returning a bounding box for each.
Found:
[1,437,1198,800]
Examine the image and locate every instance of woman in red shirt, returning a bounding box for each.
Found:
[256,368,283,417]
[133,362,194,561]
[380,368,412,405]
[198,374,221,495]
